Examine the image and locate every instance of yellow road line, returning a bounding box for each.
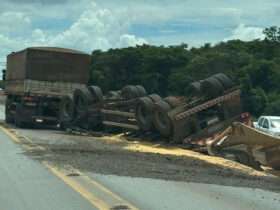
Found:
[44,162,110,210]
[19,133,46,151]
[74,170,138,210]
[0,125,45,150]
[0,125,139,209]
[0,126,110,209]
[0,126,21,144]
[46,163,139,210]
[68,168,138,210]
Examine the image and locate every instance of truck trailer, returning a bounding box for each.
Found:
[4,47,90,127]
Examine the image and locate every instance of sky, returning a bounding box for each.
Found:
[0,0,279,71]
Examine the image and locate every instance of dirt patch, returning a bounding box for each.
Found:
[12,127,280,192]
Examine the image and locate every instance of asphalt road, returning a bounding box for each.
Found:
[87,173,280,210]
[0,127,97,210]
[0,103,280,210]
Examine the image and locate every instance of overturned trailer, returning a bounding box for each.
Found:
[134,73,243,144]
[168,89,242,144]
[63,73,245,146]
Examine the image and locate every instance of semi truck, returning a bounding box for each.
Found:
[4,47,90,127]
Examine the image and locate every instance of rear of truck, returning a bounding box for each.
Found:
[4,47,90,127]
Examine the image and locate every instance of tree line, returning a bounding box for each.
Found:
[88,26,280,117]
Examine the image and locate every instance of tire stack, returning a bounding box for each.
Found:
[135,94,186,139]
[102,85,148,132]
[106,90,122,100]
[188,73,234,99]
[138,73,234,141]
[59,94,75,129]
[121,85,147,100]
[135,94,162,131]
[5,97,14,124]
[59,85,104,130]
[151,96,185,139]
[87,86,104,130]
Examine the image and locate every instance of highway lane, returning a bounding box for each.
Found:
[0,127,98,210]
[87,173,280,210]
[0,125,139,210]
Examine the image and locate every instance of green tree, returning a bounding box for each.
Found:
[263,92,280,115]
[263,26,280,42]
[242,88,267,116]
[88,27,280,118]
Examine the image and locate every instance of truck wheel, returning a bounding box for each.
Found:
[74,88,94,115]
[164,96,183,108]
[121,85,139,100]
[59,95,74,129]
[212,73,234,90]
[88,86,103,103]
[15,104,25,128]
[153,100,173,138]
[73,88,95,129]
[74,87,94,107]
[15,117,24,128]
[5,98,14,123]
[201,77,224,98]
[107,91,121,99]
[186,81,201,96]
[135,85,147,97]
[148,94,162,102]
[136,97,154,131]
[5,112,14,124]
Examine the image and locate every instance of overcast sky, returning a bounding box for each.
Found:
[0,0,279,70]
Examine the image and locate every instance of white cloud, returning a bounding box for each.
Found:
[0,0,279,71]
[31,29,47,43]
[0,1,148,66]
[224,24,265,41]
[46,2,147,51]
[118,34,148,47]
[0,12,31,34]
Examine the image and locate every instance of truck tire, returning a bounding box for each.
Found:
[15,117,24,128]
[135,85,147,97]
[164,96,183,108]
[186,81,202,97]
[74,88,94,114]
[59,95,74,129]
[121,85,138,100]
[14,104,27,128]
[148,94,162,102]
[107,91,121,99]
[153,100,173,137]
[5,98,14,123]
[88,86,103,103]
[5,111,14,124]
[201,77,224,98]
[136,97,154,131]
[212,73,234,90]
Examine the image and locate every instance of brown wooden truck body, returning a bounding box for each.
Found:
[5,47,90,127]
